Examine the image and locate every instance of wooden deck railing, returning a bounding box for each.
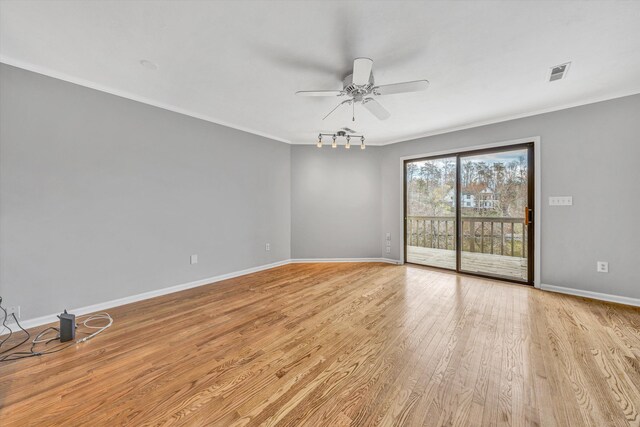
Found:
[406,216,527,258]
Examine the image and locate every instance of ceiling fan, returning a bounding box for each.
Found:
[296,57,429,121]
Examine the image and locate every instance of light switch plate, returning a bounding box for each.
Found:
[190,254,198,264]
[549,196,573,206]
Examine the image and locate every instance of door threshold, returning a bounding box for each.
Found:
[404,262,533,286]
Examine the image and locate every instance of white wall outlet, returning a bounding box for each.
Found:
[190,254,198,265]
[549,196,573,206]
[386,246,391,254]
[385,232,391,241]
[386,240,391,247]
[265,243,270,251]
[7,305,20,319]
[597,261,608,273]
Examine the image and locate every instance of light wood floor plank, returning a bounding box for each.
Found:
[1,263,639,426]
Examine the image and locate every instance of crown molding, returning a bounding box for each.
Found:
[0,56,292,145]
[368,89,640,146]
[3,56,638,148]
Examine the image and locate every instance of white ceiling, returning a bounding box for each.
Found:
[1,1,640,145]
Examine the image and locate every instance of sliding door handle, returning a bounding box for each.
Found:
[524,207,533,225]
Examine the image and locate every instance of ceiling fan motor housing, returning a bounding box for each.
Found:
[342,73,375,101]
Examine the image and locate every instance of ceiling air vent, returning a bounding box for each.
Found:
[549,62,570,82]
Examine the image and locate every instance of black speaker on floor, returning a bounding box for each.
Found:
[58,310,75,342]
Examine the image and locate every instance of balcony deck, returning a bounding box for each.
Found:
[406,245,528,280]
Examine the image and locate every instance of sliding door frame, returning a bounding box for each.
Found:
[456,142,534,284]
[400,137,541,288]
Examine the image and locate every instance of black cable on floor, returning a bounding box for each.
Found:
[0,312,31,357]
[0,303,13,349]
[0,311,33,361]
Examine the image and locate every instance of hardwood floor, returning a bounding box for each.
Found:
[1,263,639,426]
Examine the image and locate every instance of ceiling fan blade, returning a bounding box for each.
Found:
[352,57,373,85]
[295,90,344,97]
[374,80,429,95]
[362,98,391,120]
[323,99,352,120]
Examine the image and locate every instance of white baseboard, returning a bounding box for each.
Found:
[1,259,292,334]
[291,257,401,264]
[1,257,404,335]
[6,262,636,337]
[541,284,640,307]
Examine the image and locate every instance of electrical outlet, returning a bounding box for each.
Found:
[7,305,20,319]
[597,261,608,273]
[265,243,270,251]
[386,240,391,247]
[386,232,391,241]
[386,246,391,254]
[190,254,198,265]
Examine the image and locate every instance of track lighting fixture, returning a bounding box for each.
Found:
[315,131,365,150]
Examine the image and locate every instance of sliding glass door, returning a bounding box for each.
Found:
[404,143,534,284]
[405,156,457,269]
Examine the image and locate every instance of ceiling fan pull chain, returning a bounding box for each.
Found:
[352,101,355,122]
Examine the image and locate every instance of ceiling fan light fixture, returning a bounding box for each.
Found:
[345,135,351,149]
[316,134,322,148]
[360,136,366,150]
[332,134,337,148]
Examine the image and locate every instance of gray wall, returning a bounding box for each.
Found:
[291,145,382,259]
[288,94,640,299]
[381,94,640,298]
[2,64,639,323]
[0,64,291,321]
